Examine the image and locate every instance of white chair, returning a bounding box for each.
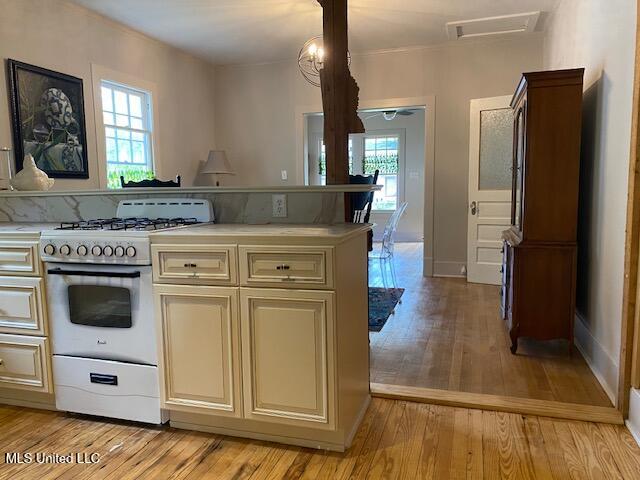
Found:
[369,202,408,289]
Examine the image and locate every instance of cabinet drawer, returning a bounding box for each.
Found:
[0,276,47,336]
[0,334,51,393]
[152,245,238,285]
[239,246,334,289]
[0,241,40,276]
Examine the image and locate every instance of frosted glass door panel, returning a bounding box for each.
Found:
[479,108,513,191]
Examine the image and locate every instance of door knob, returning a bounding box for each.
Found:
[470,201,477,215]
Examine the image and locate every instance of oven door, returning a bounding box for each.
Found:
[46,262,157,365]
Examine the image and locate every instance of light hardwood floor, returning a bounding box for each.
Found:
[369,243,613,407]
[0,400,639,479]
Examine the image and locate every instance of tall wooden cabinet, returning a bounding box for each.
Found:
[501,69,584,353]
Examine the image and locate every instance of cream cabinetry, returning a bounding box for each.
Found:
[0,276,47,336]
[151,224,370,451]
[155,284,241,416]
[240,288,334,428]
[0,333,51,392]
[152,244,237,285]
[0,240,41,276]
[239,246,333,288]
[0,234,52,395]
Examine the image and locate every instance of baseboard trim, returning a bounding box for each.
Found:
[626,388,640,447]
[169,420,346,452]
[345,395,371,448]
[574,313,618,404]
[433,260,466,278]
[370,383,623,425]
[0,396,56,411]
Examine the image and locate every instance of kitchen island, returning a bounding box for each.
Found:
[0,221,371,451]
[150,223,371,451]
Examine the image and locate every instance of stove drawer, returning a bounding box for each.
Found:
[53,355,167,424]
[152,244,238,285]
[0,241,40,276]
[0,276,47,336]
[239,246,334,289]
[0,334,51,393]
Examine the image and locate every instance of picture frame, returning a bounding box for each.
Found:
[7,59,89,178]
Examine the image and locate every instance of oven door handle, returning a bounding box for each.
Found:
[47,268,141,278]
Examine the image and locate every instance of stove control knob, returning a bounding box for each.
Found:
[114,246,125,257]
[103,245,114,257]
[60,244,71,256]
[91,245,103,256]
[77,245,88,256]
[43,244,56,255]
[126,246,137,258]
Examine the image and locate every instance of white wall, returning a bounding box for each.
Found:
[307,110,425,242]
[543,0,637,400]
[0,0,217,190]
[215,36,544,274]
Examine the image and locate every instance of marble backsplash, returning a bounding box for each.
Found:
[0,191,345,224]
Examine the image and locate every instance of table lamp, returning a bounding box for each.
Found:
[202,150,234,186]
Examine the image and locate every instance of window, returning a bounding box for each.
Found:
[363,135,399,210]
[101,81,154,189]
[312,132,402,211]
[318,138,353,185]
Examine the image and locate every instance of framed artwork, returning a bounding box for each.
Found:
[7,59,89,178]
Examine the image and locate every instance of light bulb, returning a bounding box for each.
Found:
[308,43,318,57]
[317,48,325,62]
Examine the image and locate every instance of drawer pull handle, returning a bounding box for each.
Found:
[183,263,198,268]
[90,373,118,386]
[0,359,3,366]
[276,264,291,271]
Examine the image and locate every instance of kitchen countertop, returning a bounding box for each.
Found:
[150,223,372,244]
[0,222,59,234]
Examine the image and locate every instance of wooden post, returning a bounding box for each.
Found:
[317,0,364,220]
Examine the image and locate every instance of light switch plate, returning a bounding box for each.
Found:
[272,194,287,217]
[281,170,288,180]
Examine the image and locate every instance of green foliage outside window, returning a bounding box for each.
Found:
[107,165,154,189]
[363,154,399,175]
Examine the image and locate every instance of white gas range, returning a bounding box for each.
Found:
[39,198,214,424]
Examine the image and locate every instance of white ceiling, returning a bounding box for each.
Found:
[70,0,560,65]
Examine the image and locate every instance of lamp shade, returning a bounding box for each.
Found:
[202,150,234,175]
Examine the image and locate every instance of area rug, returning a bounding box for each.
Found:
[369,287,405,332]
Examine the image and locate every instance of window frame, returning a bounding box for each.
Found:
[91,65,162,189]
[100,80,155,185]
[357,129,405,213]
[307,128,405,211]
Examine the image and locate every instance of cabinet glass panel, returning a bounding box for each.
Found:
[514,107,525,228]
[479,108,513,191]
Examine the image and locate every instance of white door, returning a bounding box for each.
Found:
[467,96,514,285]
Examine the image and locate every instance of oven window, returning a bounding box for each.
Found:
[68,285,132,328]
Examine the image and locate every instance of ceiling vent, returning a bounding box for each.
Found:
[446,11,540,40]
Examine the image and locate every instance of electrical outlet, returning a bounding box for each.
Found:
[272,194,287,217]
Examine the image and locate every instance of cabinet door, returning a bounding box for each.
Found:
[0,276,47,336]
[0,334,51,393]
[240,288,335,429]
[0,241,41,276]
[155,285,241,416]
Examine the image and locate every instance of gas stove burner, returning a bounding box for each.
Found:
[57,217,201,231]
[57,218,121,230]
[109,217,200,231]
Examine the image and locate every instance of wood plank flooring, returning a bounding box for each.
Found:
[0,400,638,479]
[369,243,613,407]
